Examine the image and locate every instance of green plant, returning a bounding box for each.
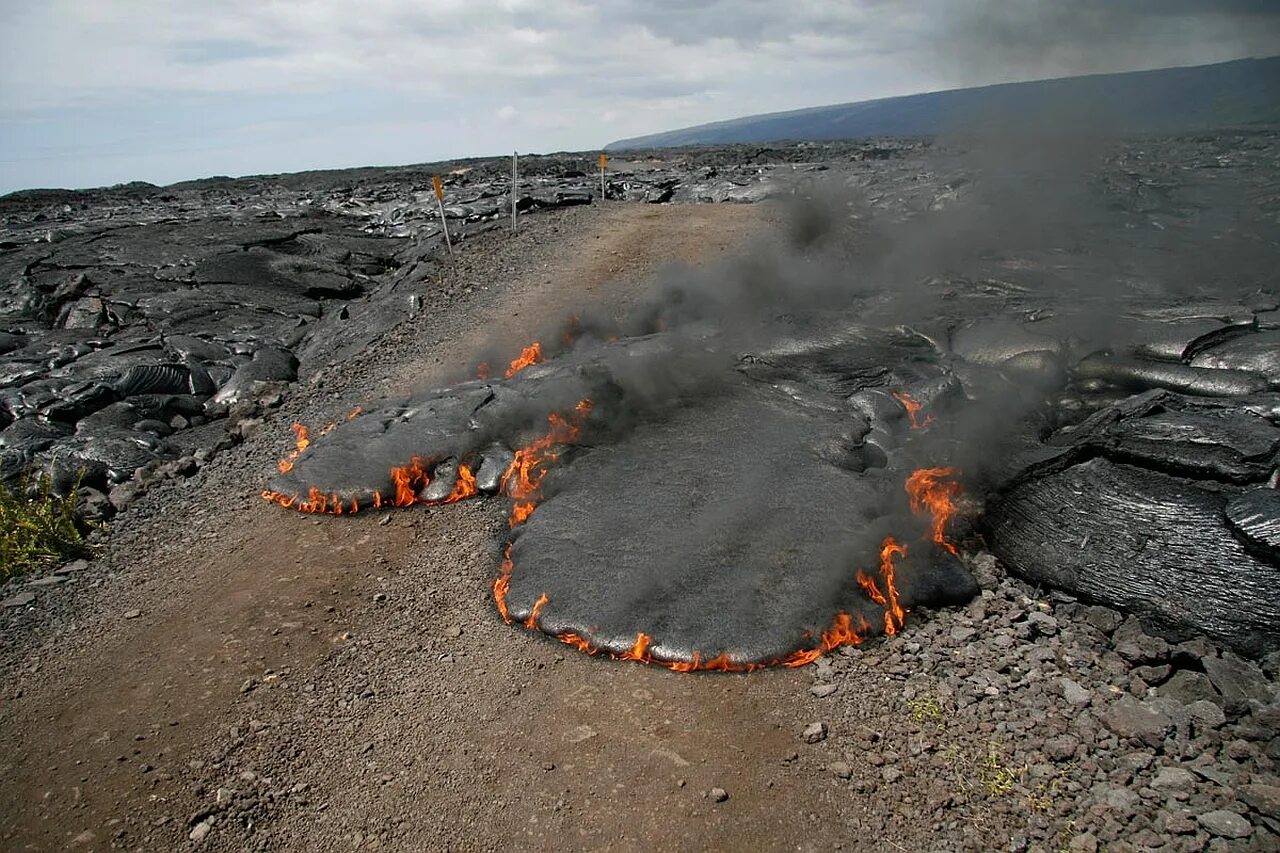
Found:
[907,695,945,725]
[978,744,1027,797]
[0,475,95,580]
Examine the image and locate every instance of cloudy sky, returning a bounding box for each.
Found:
[2,0,1277,192]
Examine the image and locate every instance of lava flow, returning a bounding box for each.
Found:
[507,582,881,672]
[892,390,935,429]
[501,399,594,526]
[504,531,918,672]
[856,536,908,635]
[504,341,544,377]
[906,466,962,555]
[275,423,311,473]
[276,407,364,474]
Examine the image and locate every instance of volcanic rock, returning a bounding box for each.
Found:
[1196,809,1252,839]
[802,722,828,744]
[1100,696,1173,747]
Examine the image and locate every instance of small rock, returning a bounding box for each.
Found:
[1112,619,1169,663]
[1044,734,1078,762]
[189,818,213,842]
[1132,664,1172,685]
[1101,695,1173,747]
[1188,765,1234,787]
[1240,783,1280,819]
[1196,809,1251,839]
[123,609,141,619]
[108,482,140,511]
[1100,785,1140,815]
[1186,700,1226,730]
[709,787,729,803]
[1068,831,1099,852]
[810,684,838,698]
[1151,766,1196,792]
[2,592,36,608]
[443,626,462,638]
[1083,605,1123,635]
[829,761,852,779]
[1224,739,1253,761]
[1203,653,1272,709]
[882,767,903,784]
[802,722,828,744]
[1024,611,1059,636]
[1060,678,1092,707]
[26,575,67,587]
[1160,670,1220,706]
[56,559,90,574]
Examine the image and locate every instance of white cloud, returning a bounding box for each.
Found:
[0,0,1276,189]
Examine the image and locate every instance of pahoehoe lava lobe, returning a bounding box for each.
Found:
[265,321,981,668]
[502,384,978,666]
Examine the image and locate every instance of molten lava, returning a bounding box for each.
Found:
[276,423,312,473]
[891,391,935,429]
[494,545,514,624]
[857,536,908,635]
[906,467,961,555]
[500,399,594,527]
[504,342,544,378]
[523,592,549,629]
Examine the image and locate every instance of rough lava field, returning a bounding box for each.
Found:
[1,134,1279,852]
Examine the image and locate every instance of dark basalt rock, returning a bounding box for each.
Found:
[1074,353,1270,397]
[1192,329,1280,385]
[114,363,197,397]
[1226,489,1280,559]
[988,457,1280,657]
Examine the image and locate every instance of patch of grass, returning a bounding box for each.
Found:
[942,740,1028,799]
[0,475,95,581]
[978,744,1027,797]
[907,695,946,725]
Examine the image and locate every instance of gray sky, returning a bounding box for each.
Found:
[2,0,1277,192]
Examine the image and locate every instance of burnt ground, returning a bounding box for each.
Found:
[2,200,1278,852]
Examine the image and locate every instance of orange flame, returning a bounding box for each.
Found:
[856,537,907,634]
[276,422,312,473]
[891,391,935,429]
[523,592,549,629]
[494,545,514,624]
[503,579,874,673]
[620,631,652,661]
[504,342,544,378]
[390,456,430,507]
[906,467,961,555]
[501,400,594,526]
[445,464,478,503]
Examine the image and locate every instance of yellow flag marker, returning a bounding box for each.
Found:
[598,153,608,201]
[432,176,452,256]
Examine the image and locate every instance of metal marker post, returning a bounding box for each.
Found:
[598,152,607,202]
[433,175,453,256]
[511,151,518,234]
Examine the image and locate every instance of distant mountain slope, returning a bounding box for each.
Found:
[608,56,1280,149]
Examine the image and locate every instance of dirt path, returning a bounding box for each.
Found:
[1,203,859,851]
